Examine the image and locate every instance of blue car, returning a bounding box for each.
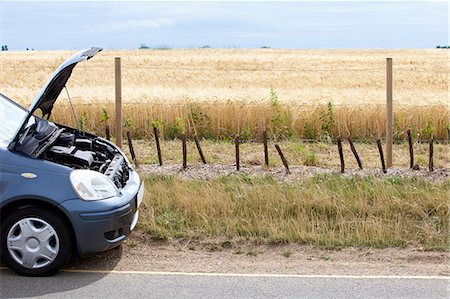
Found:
[0,47,143,276]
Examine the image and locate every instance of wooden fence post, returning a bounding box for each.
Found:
[153,126,162,166]
[447,128,450,145]
[194,135,207,164]
[407,129,414,169]
[263,130,269,167]
[274,144,290,174]
[115,57,122,149]
[376,139,387,173]
[235,135,240,171]
[105,125,110,141]
[182,135,187,170]
[337,137,345,173]
[386,57,393,168]
[428,138,434,171]
[126,131,138,167]
[347,136,362,170]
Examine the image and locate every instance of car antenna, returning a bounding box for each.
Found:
[64,86,80,131]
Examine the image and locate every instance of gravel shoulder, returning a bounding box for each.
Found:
[140,164,449,183]
[66,231,449,277]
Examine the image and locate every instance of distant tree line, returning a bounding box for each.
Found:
[436,45,450,49]
[1,45,34,51]
[137,44,275,49]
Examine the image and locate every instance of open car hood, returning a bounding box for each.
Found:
[29,47,102,118]
[11,47,102,147]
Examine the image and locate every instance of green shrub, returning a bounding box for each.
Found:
[167,117,186,139]
[421,120,434,140]
[319,102,335,139]
[269,88,294,140]
[78,112,87,131]
[304,121,317,140]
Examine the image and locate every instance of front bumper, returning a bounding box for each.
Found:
[59,168,143,256]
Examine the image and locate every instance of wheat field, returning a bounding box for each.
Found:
[1,49,448,140]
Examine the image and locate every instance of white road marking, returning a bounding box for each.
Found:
[1,266,448,280]
[62,269,449,280]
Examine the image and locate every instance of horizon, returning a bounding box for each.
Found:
[2,47,450,52]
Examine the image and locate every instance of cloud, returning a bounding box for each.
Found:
[86,18,177,33]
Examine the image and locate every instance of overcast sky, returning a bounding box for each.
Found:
[0,1,448,50]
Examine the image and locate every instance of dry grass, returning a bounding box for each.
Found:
[139,174,449,250]
[1,49,448,140]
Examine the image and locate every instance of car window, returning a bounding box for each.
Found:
[0,95,33,148]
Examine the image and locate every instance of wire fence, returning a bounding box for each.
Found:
[2,64,449,73]
[2,57,449,142]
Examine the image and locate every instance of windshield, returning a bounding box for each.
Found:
[0,94,33,148]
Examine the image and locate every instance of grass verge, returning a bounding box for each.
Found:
[138,174,449,250]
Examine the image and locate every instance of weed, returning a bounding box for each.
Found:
[101,108,109,123]
[155,211,184,231]
[124,116,134,129]
[167,117,186,139]
[221,240,233,248]
[283,250,293,258]
[303,150,317,166]
[289,143,317,166]
[188,104,213,138]
[126,239,139,248]
[304,121,317,140]
[207,243,221,252]
[269,88,294,140]
[421,120,435,140]
[233,248,243,255]
[151,118,163,130]
[319,255,331,261]
[319,102,335,140]
[78,112,87,131]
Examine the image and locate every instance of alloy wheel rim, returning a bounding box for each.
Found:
[7,217,60,269]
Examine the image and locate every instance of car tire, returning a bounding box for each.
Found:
[0,205,73,276]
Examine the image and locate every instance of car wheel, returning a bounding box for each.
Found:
[1,205,73,276]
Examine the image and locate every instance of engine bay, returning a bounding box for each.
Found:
[11,115,130,189]
[42,129,130,188]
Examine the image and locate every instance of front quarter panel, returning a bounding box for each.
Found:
[0,147,76,208]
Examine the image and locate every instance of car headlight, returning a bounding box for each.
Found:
[70,170,118,201]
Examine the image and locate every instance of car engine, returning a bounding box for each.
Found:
[43,130,130,188]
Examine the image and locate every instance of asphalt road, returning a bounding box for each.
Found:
[0,269,448,299]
